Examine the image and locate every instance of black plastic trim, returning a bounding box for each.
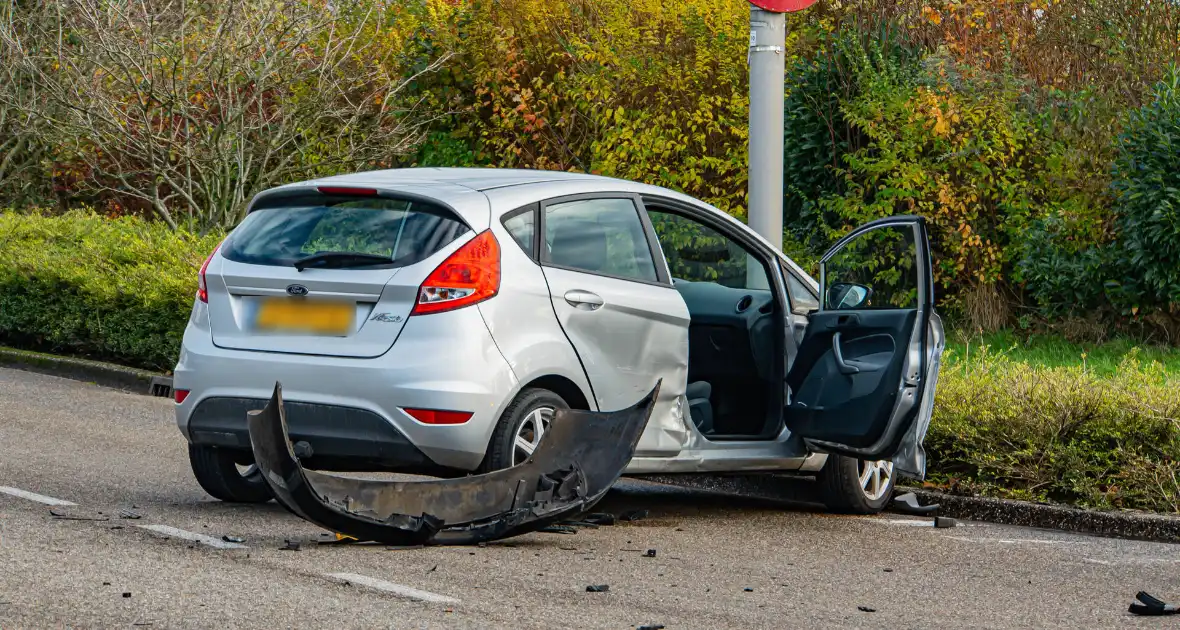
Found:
[187,397,449,474]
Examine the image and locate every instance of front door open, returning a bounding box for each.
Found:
[783,216,941,473]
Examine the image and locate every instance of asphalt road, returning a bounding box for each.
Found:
[2,366,1180,629]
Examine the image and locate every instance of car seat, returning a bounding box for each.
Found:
[686,380,714,435]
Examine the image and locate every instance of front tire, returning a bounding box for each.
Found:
[480,388,569,472]
[188,444,274,503]
[817,455,895,514]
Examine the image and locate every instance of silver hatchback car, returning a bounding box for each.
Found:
[175,168,944,514]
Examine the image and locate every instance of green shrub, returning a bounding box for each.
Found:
[1109,67,1180,322]
[0,210,221,370]
[929,349,1180,513]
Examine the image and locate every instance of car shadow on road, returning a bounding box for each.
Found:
[597,474,830,521]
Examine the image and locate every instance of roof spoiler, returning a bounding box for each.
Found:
[246,380,660,545]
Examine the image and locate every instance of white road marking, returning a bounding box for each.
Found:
[943,534,1085,545]
[134,524,247,550]
[325,572,460,604]
[871,518,935,527]
[0,486,76,506]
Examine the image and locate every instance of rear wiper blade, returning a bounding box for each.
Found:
[293,252,394,272]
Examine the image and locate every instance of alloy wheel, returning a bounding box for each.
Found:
[511,406,554,466]
[858,459,894,501]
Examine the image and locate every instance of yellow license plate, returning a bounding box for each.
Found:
[255,298,353,335]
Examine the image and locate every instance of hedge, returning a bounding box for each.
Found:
[3,210,1179,513]
[0,210,222,370]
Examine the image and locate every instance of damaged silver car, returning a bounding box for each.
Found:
[174,168,945,537]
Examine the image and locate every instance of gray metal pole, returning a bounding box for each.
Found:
[747,5,785,254]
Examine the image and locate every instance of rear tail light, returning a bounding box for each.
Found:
[411,230,500,315]
[174,389,190,404]
[197,243,222,303]
[403,408,473,425]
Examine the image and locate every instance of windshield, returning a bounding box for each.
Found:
[222,195,470,268]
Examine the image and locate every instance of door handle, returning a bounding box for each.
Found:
[564,290,604,311]
[833,313,861,328]
[832,332,860,375]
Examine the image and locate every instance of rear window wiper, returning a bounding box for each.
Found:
[293,251,395,272]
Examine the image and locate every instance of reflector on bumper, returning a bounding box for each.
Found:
[246,380,660,545]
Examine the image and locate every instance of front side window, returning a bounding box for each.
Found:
[543,198,658,283]
[823,224,919,310]
[786,271,820,314]
[223,195,469,268]
[647,208,769,290]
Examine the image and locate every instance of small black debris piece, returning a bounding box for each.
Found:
[883,568,893,573]
[428,565,438,573]
[280,539,301,551]
[122,593,132,598]
[892,492,939,515]
[222,535,244,543]
[538,524,578,535]
[103,582,111,586]
[619,509,648,522]
[637,625,666,630]
[934,516,958,528]
[743,587,754,592]
[583,513,617,526]
[49,509,109,522]
[858,606,876,613]
[292,441,314,460]
[644,549,657,558]
[1130,591,1180,616]
[586,584,610,593]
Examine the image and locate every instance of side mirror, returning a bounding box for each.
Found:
[827,282,873,310]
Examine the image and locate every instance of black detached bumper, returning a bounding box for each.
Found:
[245,381,659,545]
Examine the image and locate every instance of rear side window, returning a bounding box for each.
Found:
[222,196,470,267]
[502,209,535,257]
[543,198,658,283]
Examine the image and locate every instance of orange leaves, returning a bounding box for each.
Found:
[921,5,943,25]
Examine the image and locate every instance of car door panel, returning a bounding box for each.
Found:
[543,266,689,413]
[787,310,917,448]
[539,195,692,455]
[783,216,941,475]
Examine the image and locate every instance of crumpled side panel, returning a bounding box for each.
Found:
[633,321,691,456]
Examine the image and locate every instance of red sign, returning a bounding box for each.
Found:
[749,0,817,11]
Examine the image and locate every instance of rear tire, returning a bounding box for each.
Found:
[817,454,895,514]
[480,388,569,472]
[188,444,273,503]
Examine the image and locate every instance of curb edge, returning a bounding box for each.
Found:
[900,486,1180,544]
[0,346,165,394]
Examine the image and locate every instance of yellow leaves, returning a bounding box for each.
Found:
[921,6,943,25]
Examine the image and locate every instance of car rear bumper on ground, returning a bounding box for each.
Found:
[174,304,518,472]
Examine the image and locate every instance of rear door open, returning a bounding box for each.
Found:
[206,189,471,358]
[783,216,943,478]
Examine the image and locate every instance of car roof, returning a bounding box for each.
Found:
[300,167,628,191]
[256,167,818,288]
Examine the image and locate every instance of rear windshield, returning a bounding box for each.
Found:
[222,195,470,268]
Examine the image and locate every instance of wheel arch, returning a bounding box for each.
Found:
[520,374,592,411]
